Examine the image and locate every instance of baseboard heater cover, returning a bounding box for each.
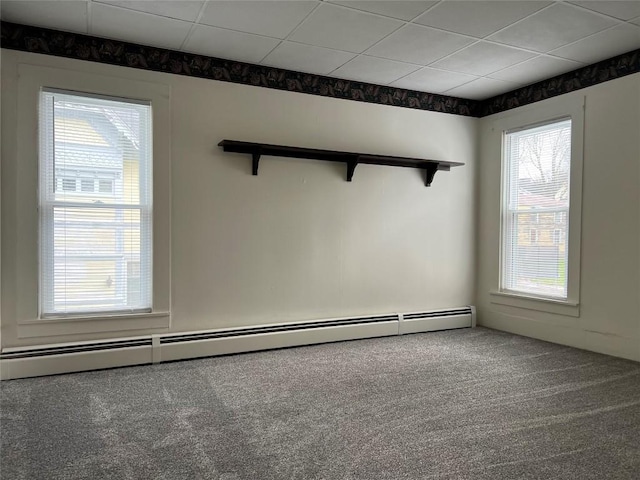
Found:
[399,307,475,335]
[0,337,152,359]
[160,314,399,345]
[1,307,474,380]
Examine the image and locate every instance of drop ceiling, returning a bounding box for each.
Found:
[1,0,639,100]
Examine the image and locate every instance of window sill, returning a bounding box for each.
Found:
[489,291,580,317]
[18,311,171,339]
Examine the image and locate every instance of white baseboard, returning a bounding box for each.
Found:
[1,307,474,380]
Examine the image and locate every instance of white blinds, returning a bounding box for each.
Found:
[39,90,153,316]
[502,118,571,299]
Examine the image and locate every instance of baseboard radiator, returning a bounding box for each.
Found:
[0,306,475,380]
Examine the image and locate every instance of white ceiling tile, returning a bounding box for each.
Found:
[184,24,280,63]
[92,3,192,49]
[488,3,617,52]
[262,41,356,75]
[366,24,474,65]
[389,67,477,94]
[444,77,519,100]
[289,3,403,53]
[93,0,204,22]
[199,1,316,39]
[3,0,636,94]
[0,0,88,33]
[550,24,640,64]
[329,1,437,21]
[431,42,537,76]
[570,1,640,21]
[331,55,420,84]
[489,55,582,85]
[414,1,550,38]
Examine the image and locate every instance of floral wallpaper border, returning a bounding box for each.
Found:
[480,49,640,117]
[0,21,479,117]
[1,21,639,118]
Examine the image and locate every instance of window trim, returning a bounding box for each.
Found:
[490,95,584,316]
[13,63,171,338]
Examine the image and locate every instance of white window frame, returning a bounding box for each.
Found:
[501,117,571,300]
[490,95,584,317]
[13,64,171,338]
[38,89,153,317]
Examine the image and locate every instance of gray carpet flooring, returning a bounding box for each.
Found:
[1,327,640,479]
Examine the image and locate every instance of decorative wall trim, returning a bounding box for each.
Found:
[1,22,639,118]
[480,49,640,117]
[0,21,478,117]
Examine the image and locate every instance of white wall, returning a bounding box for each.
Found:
[1,50,477,347]
[476,73,640,362]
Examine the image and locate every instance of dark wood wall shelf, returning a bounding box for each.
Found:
[218,140,463,187]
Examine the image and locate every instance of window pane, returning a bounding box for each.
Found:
[502,119,571,299]
[98,179,114,194]
[507,211,568,298]
[62,178,77,191]
[39,90,152,315]
[80,179,95,192]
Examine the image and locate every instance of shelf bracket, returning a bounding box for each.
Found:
[424,163,438,187]
[346,158,358,182]
[252,152,261,176]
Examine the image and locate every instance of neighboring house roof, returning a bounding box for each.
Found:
[57,102,141,148]
[54,103,139,171]
[101,108,140,150]
[54,117,109,146]
[56,144,122,170]
[518,188,567,209]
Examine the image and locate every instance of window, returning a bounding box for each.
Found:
[501,118,571,300]
[553,229,563,245]
[61,178,77,192]
[80,179,95,192]
[99,179,114,194]
[39,89,153,316]
[529,229,539,244]
[56,172,118,195]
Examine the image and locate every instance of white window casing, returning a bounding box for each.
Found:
[13,64,170,338]
[490,95,584,316]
